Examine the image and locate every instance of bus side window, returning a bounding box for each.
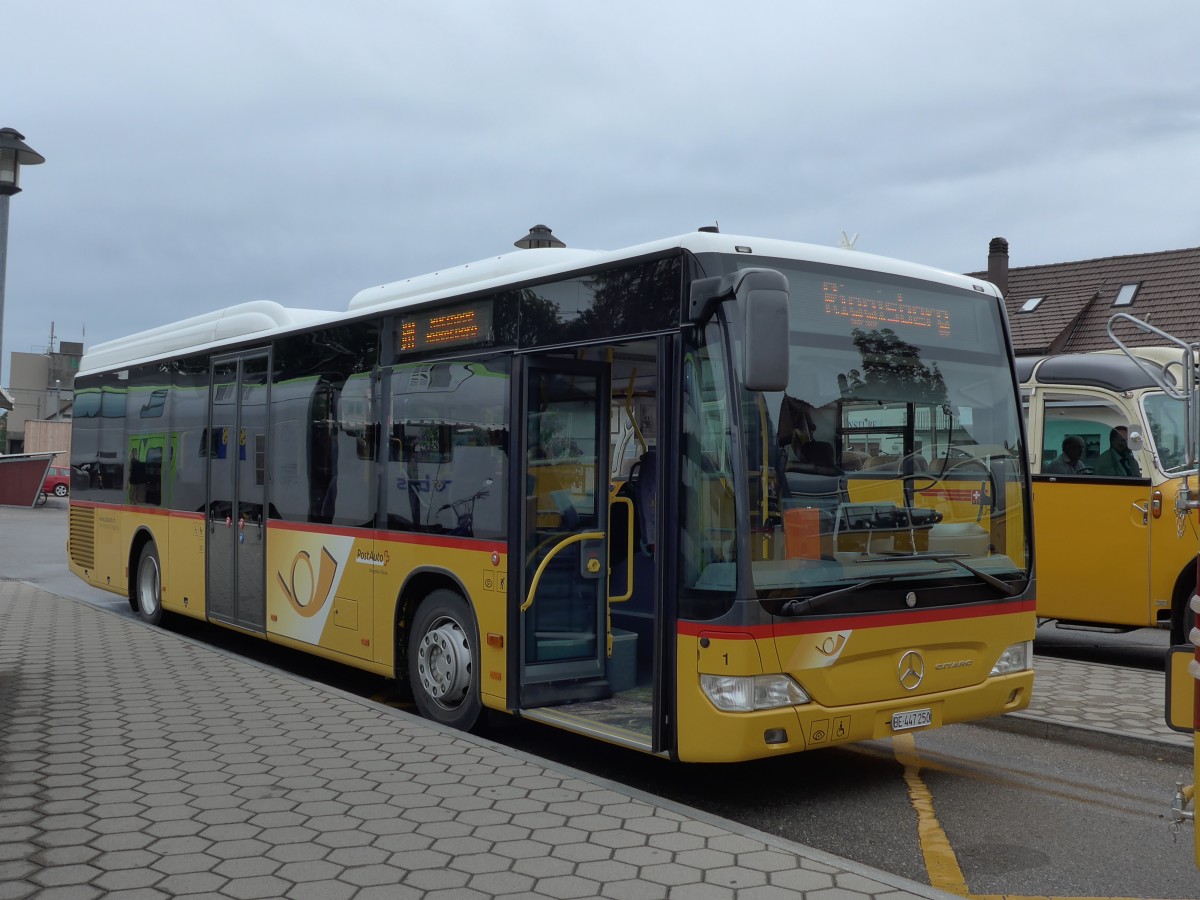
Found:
[1039,392,1132,476]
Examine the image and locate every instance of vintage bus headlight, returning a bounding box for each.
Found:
[701,674,811,712]
[990,640,1033,676]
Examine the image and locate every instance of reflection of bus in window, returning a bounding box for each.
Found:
[67,230,1034,763]
[1018,348,1198,644]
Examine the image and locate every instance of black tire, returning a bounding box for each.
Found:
[134,542,164,626]
[1171,590,1196,647]
[407,589,481,730]
[54,483,68,497]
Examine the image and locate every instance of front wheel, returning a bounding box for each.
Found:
[135,542,164,626]
[407,589,481,730]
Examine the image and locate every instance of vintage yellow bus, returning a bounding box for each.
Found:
[1018,347,1199,644]
[67,228,1035,762]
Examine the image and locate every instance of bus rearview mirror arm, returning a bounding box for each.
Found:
[688,268,789,392]
[1108,311,1200,508]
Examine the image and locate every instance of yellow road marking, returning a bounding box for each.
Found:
[892,733,1152,900]
[893,732,970,896]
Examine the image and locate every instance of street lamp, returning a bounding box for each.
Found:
[0,127,46,389]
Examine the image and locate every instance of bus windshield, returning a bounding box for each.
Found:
[695,257,1030,611]
[1143,391,1191,473]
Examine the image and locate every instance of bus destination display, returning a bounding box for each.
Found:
[397,300,494,353]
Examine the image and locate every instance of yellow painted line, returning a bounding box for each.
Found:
[893,732,970,896]
[892,733,1151,900]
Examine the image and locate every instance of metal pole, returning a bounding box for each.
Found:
[0,192,10,388]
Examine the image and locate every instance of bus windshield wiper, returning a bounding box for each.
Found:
[780,575,900,616]
[867,551,1021,596]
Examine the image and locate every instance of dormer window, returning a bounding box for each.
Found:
[1019,296,1044,313]
[1113,283,1140,307]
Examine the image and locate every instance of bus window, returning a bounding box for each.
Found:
[1039,391,1138,477]
[385,359,509,539]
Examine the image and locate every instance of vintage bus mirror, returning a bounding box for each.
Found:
[1127,428,1145,452]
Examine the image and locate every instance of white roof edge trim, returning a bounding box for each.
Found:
[347,248,605,311]
[79,300,337,376]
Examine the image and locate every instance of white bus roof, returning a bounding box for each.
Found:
[79,232,996,376]
[80,300,339,376]
[347,231,994,313]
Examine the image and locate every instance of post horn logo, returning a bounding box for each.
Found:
[277,547,338,618]
[898,650,925,691]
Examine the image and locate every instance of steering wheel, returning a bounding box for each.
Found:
[907,458,993,494]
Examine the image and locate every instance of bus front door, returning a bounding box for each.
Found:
[206,351,270,631]
[517,358,611,707]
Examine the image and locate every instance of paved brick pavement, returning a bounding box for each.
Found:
[0,581,956,900]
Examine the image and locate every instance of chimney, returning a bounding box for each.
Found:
[987,237,1009,297]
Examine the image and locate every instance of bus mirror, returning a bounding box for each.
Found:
[1127,428,1144,452]
[739,269,790,392]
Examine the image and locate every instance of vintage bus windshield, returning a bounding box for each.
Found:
[1143,391,1191,473]
[687,257,1030,608]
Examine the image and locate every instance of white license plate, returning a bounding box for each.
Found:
[891,708,933,731]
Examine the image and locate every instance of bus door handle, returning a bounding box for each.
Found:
[1131,500,1148,526]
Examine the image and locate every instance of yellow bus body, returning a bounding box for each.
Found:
[675,604,1033,763]
[1021,351,1199,638]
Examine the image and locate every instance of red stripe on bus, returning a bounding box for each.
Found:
[268,519,506,553]
[677,598,1036,639]
[69,502,504,553]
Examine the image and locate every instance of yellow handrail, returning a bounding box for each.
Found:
[608,496,634,603]
[521,531,605,613]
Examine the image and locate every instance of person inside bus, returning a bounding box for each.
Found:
[1044,434,1090,475]
[1095,426,1141,477]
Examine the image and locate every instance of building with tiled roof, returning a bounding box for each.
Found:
[971,238,1200,356]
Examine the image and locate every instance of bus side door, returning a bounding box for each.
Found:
[1031,388,1152,628]
[516,357,611,706]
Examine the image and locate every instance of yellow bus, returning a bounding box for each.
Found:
[1017,346,1199,644]
[67,228,1035,762]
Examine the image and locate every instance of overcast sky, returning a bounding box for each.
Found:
[4,2,1200,385]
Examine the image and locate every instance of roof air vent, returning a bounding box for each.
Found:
[514,224,566,249]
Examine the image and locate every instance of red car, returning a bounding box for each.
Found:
[42,466,71,497]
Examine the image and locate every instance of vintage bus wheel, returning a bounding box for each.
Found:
[408,590,481,730]
[1171,590,1196,647]
[135,543,164,626]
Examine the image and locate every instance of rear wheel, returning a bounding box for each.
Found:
[407,589,481,730]
[54,483,68,497]
[135,542,164,625]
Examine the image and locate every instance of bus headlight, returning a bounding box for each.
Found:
[990,640,1033,676]
[701,674,811,712]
